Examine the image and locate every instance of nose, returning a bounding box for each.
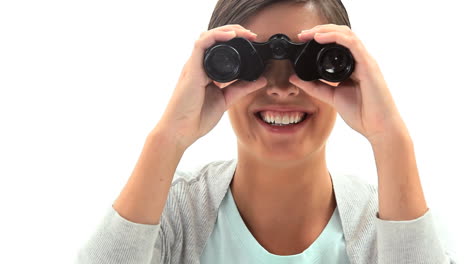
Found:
[264,60,299,98]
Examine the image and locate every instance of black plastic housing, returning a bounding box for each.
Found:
[203,33,355,83]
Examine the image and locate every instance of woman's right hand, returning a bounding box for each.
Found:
[154,24,267,150]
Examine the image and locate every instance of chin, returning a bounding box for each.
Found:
[257,145,313,166]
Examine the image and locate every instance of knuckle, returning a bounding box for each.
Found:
[348,36,358,46]
[340,25,353,36]
[341,25,351,31]
[180,67,189,81]
[194,39,203,49]
[363,57,375,68]
[199,30,208,38]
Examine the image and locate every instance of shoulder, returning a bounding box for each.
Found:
[170,159,233,187]
[156,159,236,256]
[332,172,377,198]
[331,172,380,261]
[163,158,236,215]
[331,171,379,223]
[342,173,377,193]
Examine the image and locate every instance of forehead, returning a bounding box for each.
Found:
[241,1,326,43]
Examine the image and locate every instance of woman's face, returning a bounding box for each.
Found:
[222,2,337,163]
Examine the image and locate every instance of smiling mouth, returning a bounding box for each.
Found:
[254,111,311,126]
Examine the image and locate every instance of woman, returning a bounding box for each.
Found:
[76,0,455,263]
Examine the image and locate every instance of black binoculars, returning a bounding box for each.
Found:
[203,33,355,83]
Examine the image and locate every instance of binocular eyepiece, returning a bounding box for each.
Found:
[203,33,355,83]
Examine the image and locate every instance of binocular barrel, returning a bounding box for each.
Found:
[203,33,355,83]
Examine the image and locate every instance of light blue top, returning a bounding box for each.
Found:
[200,186,350,263]
[75,159,456,264]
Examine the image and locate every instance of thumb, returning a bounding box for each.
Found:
[289,74,335,106]
[222,77,267,109]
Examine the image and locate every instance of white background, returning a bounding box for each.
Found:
[0,0,466,263]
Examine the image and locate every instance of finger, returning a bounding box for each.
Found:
[214,79,237,88]
[299,24,352,36]
[289,73,335,106]
[196,25,257,52]
[215,24,253,33]
[208,26,258,41]
[320,79,340,87]
[299,27,370,66]
[189,28,258,85]
[313,31,374,75]
[222,76,267,109]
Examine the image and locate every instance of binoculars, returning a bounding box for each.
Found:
[203,33,355,83]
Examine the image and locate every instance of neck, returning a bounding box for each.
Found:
[230,145,336,254]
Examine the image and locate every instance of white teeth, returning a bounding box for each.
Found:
[275,115,282,124]
[258,111,307,125]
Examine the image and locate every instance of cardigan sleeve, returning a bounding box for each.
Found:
[375,208,457,264]
[74,205,162,264]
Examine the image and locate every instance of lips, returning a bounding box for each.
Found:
[250,105,317,133]
[253,109,316,134]
[253,106,316,123]
[255,111,308,124]
[253,106,315,115]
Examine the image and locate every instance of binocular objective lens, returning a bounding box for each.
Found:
[205,45,241,82]
[321,48,349,74]
[316,45,354,82]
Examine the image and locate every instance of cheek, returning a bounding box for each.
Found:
[228,108,258,141]
[312,109,337,137]
[228,109,248,133]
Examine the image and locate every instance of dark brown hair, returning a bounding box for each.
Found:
[207,0,351,31]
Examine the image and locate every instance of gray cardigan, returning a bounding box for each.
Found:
[75,159,456,263]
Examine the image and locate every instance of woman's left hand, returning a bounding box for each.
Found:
[290,24,409,144]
